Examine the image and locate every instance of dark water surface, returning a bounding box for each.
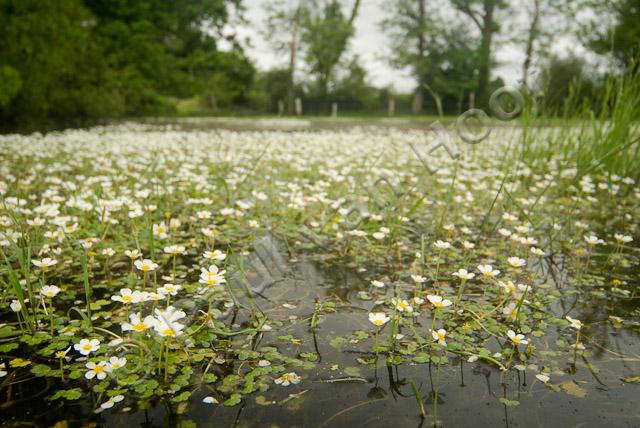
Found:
[2,236,639,428]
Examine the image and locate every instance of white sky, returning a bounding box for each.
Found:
[225,0,597,93]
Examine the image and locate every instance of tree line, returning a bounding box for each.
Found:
[0,0,638,131]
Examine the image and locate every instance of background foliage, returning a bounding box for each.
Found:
[0,0,638,131]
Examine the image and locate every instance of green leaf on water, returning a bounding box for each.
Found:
[224,393,242,407]
[412,353,430,364]
[31,364,54,377]
[0,342,19,352]
[343,366,362,377]
[499,398,520,407]
[255,395,274,406]
[50,388,83,401]
[621,376,640,383]
[560,381,587,398]
[171,391,191,402]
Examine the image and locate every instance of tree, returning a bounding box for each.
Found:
[380,0,430,113]
[589,0,640,67]
[84,0,248,111]
[0,0,124,130]
[381,0,478,114]
[300,0,361,109]
[332,57,380,111]
[451,0,508,106]
[536,55,599,115]
[263,0,304,114]
[0,0,252,130]
[515,0,572,88]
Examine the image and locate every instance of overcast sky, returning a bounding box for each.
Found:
[226,0,595,93]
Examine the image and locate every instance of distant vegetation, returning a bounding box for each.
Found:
[0,0,638,131]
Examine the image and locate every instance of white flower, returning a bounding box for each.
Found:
[392,298,413,313]
[502,302,518,320]
[153,306,186,337]
[463,241,475,249]
[134,259,158,272]
[477,265,500,277]
[467,355,479,363]
[102,248,115,257]
[372,232,386,240]
[410,275,426,283]
[107,356,127,370]
[507,257,526,268]
[158,283,182,296]
[614,233,633,244]
[371,280,385,288]
[584,235,604,246]
[163,245,186,255]
[153,223,169,239]
[199,265,226,287]
[10,299,22,312]
[121,312,155,332]
[85,361,109,380]
[431,328,447,345]
[565,316,583,330]
[535,373,550,383]
[368,312,390,326]
[427,294,452,308]
[31,257,57,270]
[433,240,451,250]
[124,249,141,259]
[203,250,226,261]
[111,288,144,304]
[128,208,144,218]
[274,372,301,386]
[498,228,512,237]
[202,396,219,404]
[100,394,125,409]
[530,247,545,256]
[74,338,101,355]
[498,280,516,294]
[0,363,7,377]
[40,285,61,298]
[452,269,475,280]
[507,330,528,346]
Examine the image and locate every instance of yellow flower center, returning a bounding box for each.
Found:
[122,295,133,302]
[94,365,105,373]
[373,319,383,326]
[82,344,92,351]
[133,322,147,331]
[162,329,175,336]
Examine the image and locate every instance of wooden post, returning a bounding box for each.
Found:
[388,99,395,116]
[277,100,284,116]
[331,102,338,119]
[469,92,475,110]
[295,97,302,116]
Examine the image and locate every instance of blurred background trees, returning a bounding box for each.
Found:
[0,0,636,131]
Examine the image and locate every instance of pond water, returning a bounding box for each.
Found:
[4,234,638,428]
[0,124,638,428]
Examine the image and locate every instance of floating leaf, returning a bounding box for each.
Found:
[560,381,585,397]
[499,398,520,407]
